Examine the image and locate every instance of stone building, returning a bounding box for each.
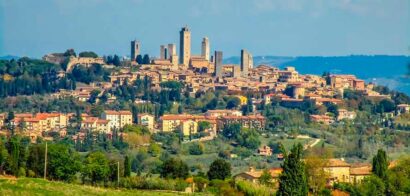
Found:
[179,26,191,67]
[240,49,253,77]
[131,40,141,61]
[214,51,223,77]
[201,37,210,61]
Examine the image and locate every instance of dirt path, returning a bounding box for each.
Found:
[309,138,321,148]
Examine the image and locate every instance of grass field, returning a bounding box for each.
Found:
[0,177,185,196]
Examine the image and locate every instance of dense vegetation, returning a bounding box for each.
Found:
[0,58,74,97]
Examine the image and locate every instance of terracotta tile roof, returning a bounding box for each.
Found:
[314,98,343,103]
[96,119,109,124]
[138,113,154,117]
[24,118,40,122]
[15,113,33,118]
[161,114,192,120]
[269,168,283,177]
[327,159,350,167]
[82,117,99,123]
[238,167,283,179]
[222,115,265,120]
[310,115,332,120]
[104,110,132,115]
[350,165,372,175]
[206,109,240,113]
[281,98,303,102]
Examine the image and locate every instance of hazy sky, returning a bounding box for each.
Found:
[0,0,409,58]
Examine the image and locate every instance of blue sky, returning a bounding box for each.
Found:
[0,0,409,58]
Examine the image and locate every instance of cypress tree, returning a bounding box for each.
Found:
[131,105,139,124]
[136,55,143,64]
[277,143,308,196]
[372,149,388,180]
[7,136,21,176]
[124,155,131,177]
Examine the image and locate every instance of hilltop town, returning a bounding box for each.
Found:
[6,26,406,139]
[0,26,409,195]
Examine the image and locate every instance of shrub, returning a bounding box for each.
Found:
[194,176,209,192]
[189,142,204,155]
[209,179,242,196]
[235,179,274,196]
[207,159,231,180]
[18,167,26,177]
[218,150,231,159]
[232,147,253,158]
[174,179,189,191]
[120,176,189,191]
[27,170,36,178]
[319,188,332,196]
[159,158,189,179]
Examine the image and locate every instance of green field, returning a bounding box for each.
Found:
[0,178,185,196]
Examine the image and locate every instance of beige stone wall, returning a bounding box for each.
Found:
[162,119,181,132]
[324,167,350,183]
[182,120,198,136]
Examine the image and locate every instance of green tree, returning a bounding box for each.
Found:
[304,153,330,195]
[63,49,76,57]
[26,144,45,177]
[189,142,204,155]
[82,151,110,185]
[47,144,81,182]
[79,51,98,58]
[198,121,211,132]
[178,105,183,114]
[327,103,339,117]
[237,128,261,150]
[205,98,218,110]
[372,149,388,180]
[222,123,241,140]
[387,156,410,195]
[358,175,386,196]
[74,107,82,129]
[259,169,273,186]
[226,97,240,109]
[112,55,121,66]
[6,111,15,135]
[277,143,308,196]
[142,54,150,64]
[6,136,21,176]
[377,99,396,113]
[148,143,161,157]
[136,55,143,64]
[131,105,139,124]
[207,159,231,180]
[88,89,101,104]
[160,158,189,179]
[124,155,131,177]
[6,111,14,123]
[0,140,9,174]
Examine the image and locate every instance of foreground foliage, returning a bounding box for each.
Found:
[0,177,180,196]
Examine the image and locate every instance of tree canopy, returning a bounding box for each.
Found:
[79,51,98,58]
[277,143,308,196]
[207,158,231,180]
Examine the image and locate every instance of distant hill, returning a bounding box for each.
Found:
[0,55,20,60]
[224,55,410,95]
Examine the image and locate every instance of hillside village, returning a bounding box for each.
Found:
[0,26,409,195]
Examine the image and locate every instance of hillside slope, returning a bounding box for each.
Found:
[0,177,183,196]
